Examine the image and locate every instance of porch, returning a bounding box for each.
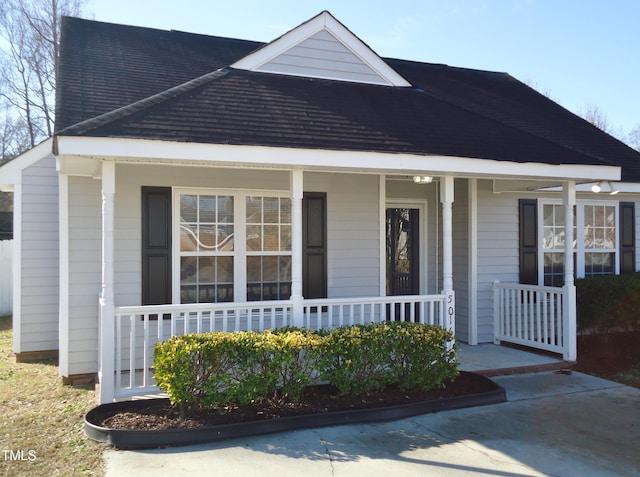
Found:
[104,282,571,402]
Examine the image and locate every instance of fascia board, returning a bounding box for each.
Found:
[0,138,53,187]
[55,136,621,183]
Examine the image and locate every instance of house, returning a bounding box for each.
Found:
[2,11,640,403]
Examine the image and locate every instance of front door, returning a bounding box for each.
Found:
[386,208,420,296]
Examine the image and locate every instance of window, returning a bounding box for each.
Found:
[542,203,575,287]
[539,201,618,286]
[175,189,291,304]
[583,204,616,277]
[179,193,234,303]
[246,196,292,301]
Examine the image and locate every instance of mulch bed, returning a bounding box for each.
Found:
[573,330,640,381]
[94,371,494,431]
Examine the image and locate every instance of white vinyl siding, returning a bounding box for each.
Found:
[305,173,380,298]
[17,155,59,353]
[66,176,101,375]
[476,180,519,343]
[256,30,388,85]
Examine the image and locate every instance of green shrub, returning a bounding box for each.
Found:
[317,322,457,397]
[154,322,459,413]
[153,328,321,413]
[316,323,394,396]
[386,322,458,392]
[577,274,640,334]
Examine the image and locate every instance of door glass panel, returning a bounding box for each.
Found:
[386,208,419,296]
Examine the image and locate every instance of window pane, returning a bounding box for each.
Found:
[198,285,216,303]
[246,225,262,251]
[217,256,233,283]
[199,224,217,249]
[180,194,198,222]
[218,225,234,251]
[584,205,594,227]
[199,257,215,283]
[218,196,233,223]
[280,198,291,223]
[181,285,197,304]
[543,204,554,225]
[199,195,217,222]
[263,225,279,251]
[263,197,279,223]
[181,257,197,283]
[263,256,278,281]
[246,197,262,222]
[280,225,292,251]
[180,223,198,251]
[247,256,262,282]
[554,205,565,226]
[279,256,291,281]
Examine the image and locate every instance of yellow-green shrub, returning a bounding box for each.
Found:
[153,323,458,413]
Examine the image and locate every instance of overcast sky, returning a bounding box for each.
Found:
[86,0,640,139]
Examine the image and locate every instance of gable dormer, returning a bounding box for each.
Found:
[231,11,411,87]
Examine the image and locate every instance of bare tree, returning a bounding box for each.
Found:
[627,124,640,152]
[580,103,611,133]
[0,0,85,161]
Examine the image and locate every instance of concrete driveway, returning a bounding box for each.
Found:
[104,371,640,476]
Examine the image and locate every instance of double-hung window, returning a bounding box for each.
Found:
[175,189,291,304]
[539,200,618,286]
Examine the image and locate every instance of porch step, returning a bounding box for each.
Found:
[473,361,574,377]
[457,343,570,377]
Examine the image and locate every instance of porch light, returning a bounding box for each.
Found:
[591,181,619,195]
[413,175,433,184]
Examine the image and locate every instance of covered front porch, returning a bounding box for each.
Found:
[55,141,595,403]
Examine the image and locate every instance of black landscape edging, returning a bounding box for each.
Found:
[84,372,506,449]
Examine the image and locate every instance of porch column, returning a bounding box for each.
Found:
[98,161,116,403]
[440,176,455,337]
[562,180,577,361]
[290,170,304,327]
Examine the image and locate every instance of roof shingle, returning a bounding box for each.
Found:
[55,16,640,181]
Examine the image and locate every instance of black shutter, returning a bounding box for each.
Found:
[303,192,327,299]
[620,202,635,274]
[519,199,538,285]
[142,187,172,305]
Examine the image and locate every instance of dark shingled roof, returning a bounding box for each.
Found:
[55,16,640,181]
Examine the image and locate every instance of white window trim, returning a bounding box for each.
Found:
[538,199,619,283]
[172,187,291,304]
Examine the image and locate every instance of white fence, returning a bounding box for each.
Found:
[110,294,447,400]
[493,281,565,355]
[0,240,12,316]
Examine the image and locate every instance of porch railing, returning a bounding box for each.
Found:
[111,294,446,400]
[493,281,565,355]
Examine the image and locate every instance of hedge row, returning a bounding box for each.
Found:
[153,322,457,415]
[576,273,640,334]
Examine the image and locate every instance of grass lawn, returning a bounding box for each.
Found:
[0,316,104,477]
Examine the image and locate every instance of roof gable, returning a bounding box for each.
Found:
[231,11,410,87]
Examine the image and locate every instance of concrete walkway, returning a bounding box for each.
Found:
[103,371,640,476]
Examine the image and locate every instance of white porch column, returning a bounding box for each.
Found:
[290,170,304,327]
[562,180,577,361]
[440,176,455,337]
[98,161,115,403]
